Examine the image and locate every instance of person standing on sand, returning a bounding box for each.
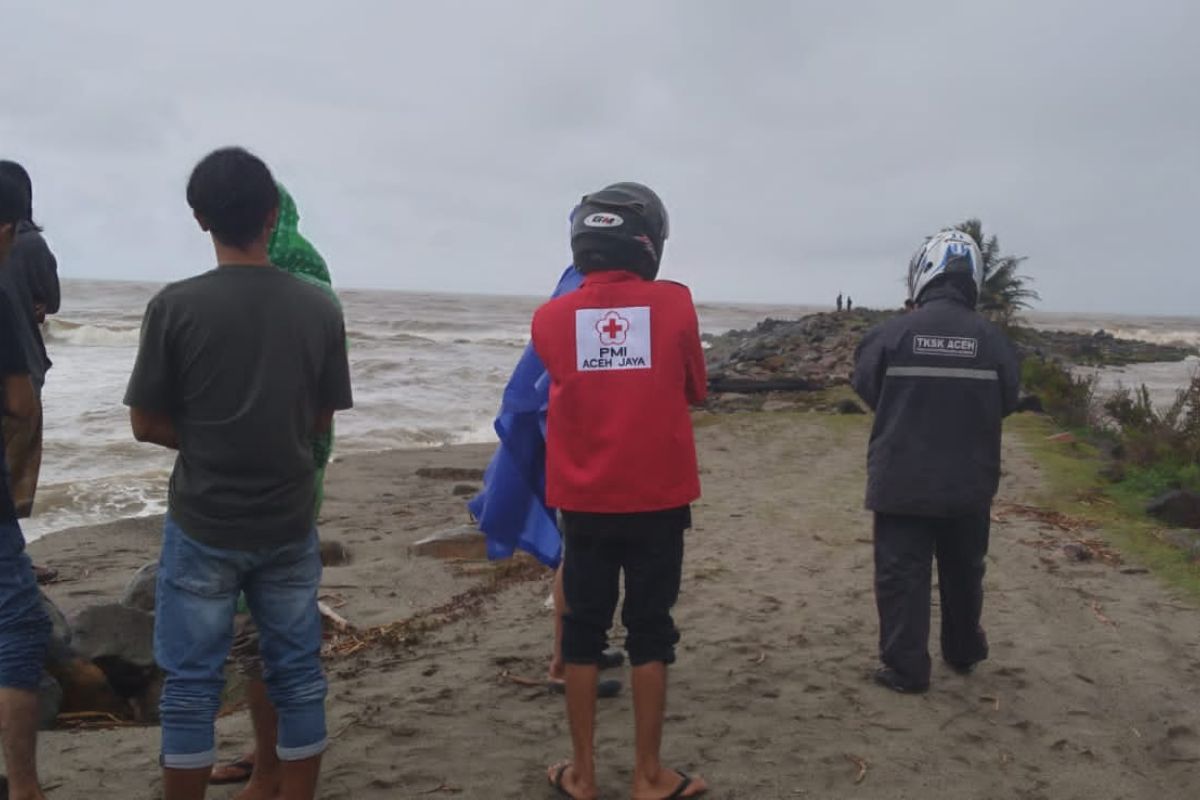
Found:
[125,148,352,800]
[0,171,52,800]
[0,161,60,525]
[207,182,345,797]
[852,229,1019,694]
[533,182,708,800]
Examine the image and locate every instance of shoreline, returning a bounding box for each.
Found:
[28,409,1200,798]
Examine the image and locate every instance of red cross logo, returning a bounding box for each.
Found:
[595,311,630,345]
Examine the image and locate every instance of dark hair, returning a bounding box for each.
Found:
[186,147,279,248]
[0,172,29,226]
[0,160,38,229]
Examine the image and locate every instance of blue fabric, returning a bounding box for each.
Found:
[468,266,583,567]
[0,521,49,690]
[155,517,327,768]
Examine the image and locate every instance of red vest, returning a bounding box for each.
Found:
[532,270,707,513]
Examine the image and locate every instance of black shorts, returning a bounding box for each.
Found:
[560,507,689,667]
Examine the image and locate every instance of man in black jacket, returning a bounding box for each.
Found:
[852,229,1020,693]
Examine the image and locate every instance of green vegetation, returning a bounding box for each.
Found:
[1016,357,1200,597]
[1008,413,1200,599]
[955,218,1040,325]
[1020,357,1096,429]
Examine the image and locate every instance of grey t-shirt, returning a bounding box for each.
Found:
[124,265,353,550]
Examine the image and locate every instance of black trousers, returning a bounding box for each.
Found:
[873,510,991,686]
[560,510,687,667]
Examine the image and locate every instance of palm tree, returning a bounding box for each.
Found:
[955,218,1039,324]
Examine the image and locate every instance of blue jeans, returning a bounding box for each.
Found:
[155,516,327,770]
[0,522,50,690]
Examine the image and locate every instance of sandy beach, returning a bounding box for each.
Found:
[27,410,1200,799]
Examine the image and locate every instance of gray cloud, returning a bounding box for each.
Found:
[1,0,1196,313]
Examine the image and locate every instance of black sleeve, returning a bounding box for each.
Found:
[123,297,174,412]
[995,332,1022,418]
[852,325,888,411]
[27,241,60,314]
[318,312,353,412]
[0,291,29,376]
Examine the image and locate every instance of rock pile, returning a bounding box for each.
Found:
[704,310,889,395]
[40,584,162,727]
[40,538,355,729]
[703,309,1197,401]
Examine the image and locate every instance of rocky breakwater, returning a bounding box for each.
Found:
[1012,327,1196,366]
[703,309,1197,406]
[705,310,891,395]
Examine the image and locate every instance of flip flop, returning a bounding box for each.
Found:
[549,762,588,800]
[548,678,622,698]
[664,771,706,799]
[208,757,254,785]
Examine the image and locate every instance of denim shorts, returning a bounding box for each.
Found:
[155,516,327,769]
[0,521,50,690]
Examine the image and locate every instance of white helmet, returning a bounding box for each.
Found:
[907,229,984,303]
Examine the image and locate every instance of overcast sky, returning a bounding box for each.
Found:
[1,0,1196,314]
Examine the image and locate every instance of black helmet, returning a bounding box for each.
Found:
[570,182,669,280]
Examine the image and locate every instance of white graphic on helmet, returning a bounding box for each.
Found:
[583,212,624,228]
[907,230,984,302]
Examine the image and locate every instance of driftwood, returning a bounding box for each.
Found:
[318,601,352,632]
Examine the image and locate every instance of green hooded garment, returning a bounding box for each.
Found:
[268,183,340,518]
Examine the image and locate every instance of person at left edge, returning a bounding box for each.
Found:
[534,182,709,800]
[0,160,60,524]
[124,148,353,800]
[0,170,52,800]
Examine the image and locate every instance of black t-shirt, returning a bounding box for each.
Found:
[0,223,58,391]
[124,266,353,550]
[0,288,30,525]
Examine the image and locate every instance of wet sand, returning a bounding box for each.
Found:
[28,412,1200,799]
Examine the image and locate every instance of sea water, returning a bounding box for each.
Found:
[24,280,1199,541]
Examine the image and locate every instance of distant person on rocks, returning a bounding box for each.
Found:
[836,293,844,312]
[0,161,60,525]
[852,229,1019,694]
[125,148,352,800]
[533,182,709,800]
[208,182,345,796]
[846,296,854,312]
[0,171,52,800]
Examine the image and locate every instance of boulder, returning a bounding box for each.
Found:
[1016,394,1046,414]
[1147,491,1200,530]
[37,673,63,730]
[68,604,155,670]
[320,539,352,567]
[41,592,76,672]
[40,592,70,647]
[835,399,866,415]
[121,561,158,613]
[410,525,488,560]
